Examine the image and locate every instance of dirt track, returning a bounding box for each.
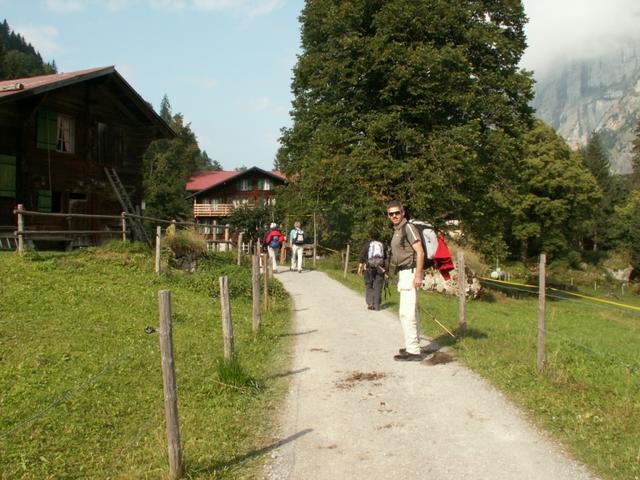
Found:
[265,269,598,480]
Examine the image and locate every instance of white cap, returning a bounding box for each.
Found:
[270,222,277,228]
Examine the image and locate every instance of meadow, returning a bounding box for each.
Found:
[0,243,292,479]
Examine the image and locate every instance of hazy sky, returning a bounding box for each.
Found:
[521,0,640,76]
[2,1,637,170]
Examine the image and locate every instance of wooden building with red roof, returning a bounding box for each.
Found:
[0,66,174,248]
[186,167,286,240]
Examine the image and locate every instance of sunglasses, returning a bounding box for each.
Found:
[387,210,402,217]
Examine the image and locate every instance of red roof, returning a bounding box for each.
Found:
[0,66,112,100]
[186,168,286,193]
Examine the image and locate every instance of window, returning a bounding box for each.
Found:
[38,191,62,213]
[257,178,272,191]
[0,155,16,197]
[36,110,75,153]
[57,114,75,153]
[238,178,252,191]
[37,190,52,212]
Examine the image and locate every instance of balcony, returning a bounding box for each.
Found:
[192,203,234,218]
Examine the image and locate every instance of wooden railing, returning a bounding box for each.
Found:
[192,203,234,218]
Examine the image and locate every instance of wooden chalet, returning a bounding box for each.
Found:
[0,66,174,249]
[186,167,286,242]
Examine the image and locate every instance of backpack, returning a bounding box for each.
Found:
[366,240,385,268]
[293,228,305,245]
[270,233,281,248]
[403,220,439,268]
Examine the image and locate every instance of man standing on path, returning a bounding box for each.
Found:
[289,221,305,273]
[387,200,425,361]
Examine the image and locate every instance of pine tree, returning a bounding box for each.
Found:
[159,94,172,123]
[277,0,534,252]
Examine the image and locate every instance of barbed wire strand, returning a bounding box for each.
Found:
[102,400,163,480]
[0,342,147,440]
[480,279,640,318]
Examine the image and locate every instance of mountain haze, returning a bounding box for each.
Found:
[532,40,640,173]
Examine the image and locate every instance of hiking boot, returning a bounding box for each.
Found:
[393,351,422,361]
[367,305,375,310]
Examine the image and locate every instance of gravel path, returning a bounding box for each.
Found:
[265,269,598,480]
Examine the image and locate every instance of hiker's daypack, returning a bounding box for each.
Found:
[270,234,282,249]
[403,220,439,268]
[293,228,305,245]
[366,240,385,268]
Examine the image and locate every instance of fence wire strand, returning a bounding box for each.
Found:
[0,342,148,440]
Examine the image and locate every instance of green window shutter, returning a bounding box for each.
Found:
[0,155,16,197]
[36,110,57,149]
[37,190,52,212]
[257,179,264,190]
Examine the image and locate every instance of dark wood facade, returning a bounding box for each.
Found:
[0,67,173,247]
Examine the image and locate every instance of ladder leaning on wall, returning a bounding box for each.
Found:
[104,167,150,245]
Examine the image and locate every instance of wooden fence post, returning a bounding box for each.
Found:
[158,290,184,479]
[343,243,350,278]
[155,226,162,275]
[121,212,127,242]
[219,276,235,361]
[262,253,269,311]
[537,253,546,373]
[252,254,261,333]
[313,212,317,268]
[457,251,467,335]
[16,203,24,255]
[237,232,244,266]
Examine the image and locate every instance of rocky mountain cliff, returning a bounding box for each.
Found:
[532,41,640,173]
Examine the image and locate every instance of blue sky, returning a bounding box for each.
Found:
[2,0,637,171]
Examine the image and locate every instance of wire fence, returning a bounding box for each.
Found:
[477,275,640,372]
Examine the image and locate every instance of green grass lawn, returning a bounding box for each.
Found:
[0,244,292,479]
[318,256,640,480]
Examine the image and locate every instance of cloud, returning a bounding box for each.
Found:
[45,0,87,12]
[12,24,63,57]
[521,0,640,77]
[149,0,188,10]
[192,0,284,17]
[255,96,287,114]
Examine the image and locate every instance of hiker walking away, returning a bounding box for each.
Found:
[387,201,425,361]
[264,222,285,273]
[357,229,387,311]
[289,221,305,273]
[279,223,287,264]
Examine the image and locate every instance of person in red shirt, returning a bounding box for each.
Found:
[264,222,285,273]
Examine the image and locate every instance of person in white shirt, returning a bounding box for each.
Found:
[289,221,305,273]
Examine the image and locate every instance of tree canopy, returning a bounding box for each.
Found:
[277,0,535,253]
[143,95,218,221]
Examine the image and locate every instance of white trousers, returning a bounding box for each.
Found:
[397,268,421,354]
[267,246,279,272]
[291,244,304,271]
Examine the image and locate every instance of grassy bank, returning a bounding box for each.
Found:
[317,255,640,480]
[0,244,292,479]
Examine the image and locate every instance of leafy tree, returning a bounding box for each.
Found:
[227,203,276,242]
[507,120,600,258]
[199,150,222,171]
[143,98,209,220]
[277,0,534,254]
[631,120,640,189]
[612,191,640,270]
